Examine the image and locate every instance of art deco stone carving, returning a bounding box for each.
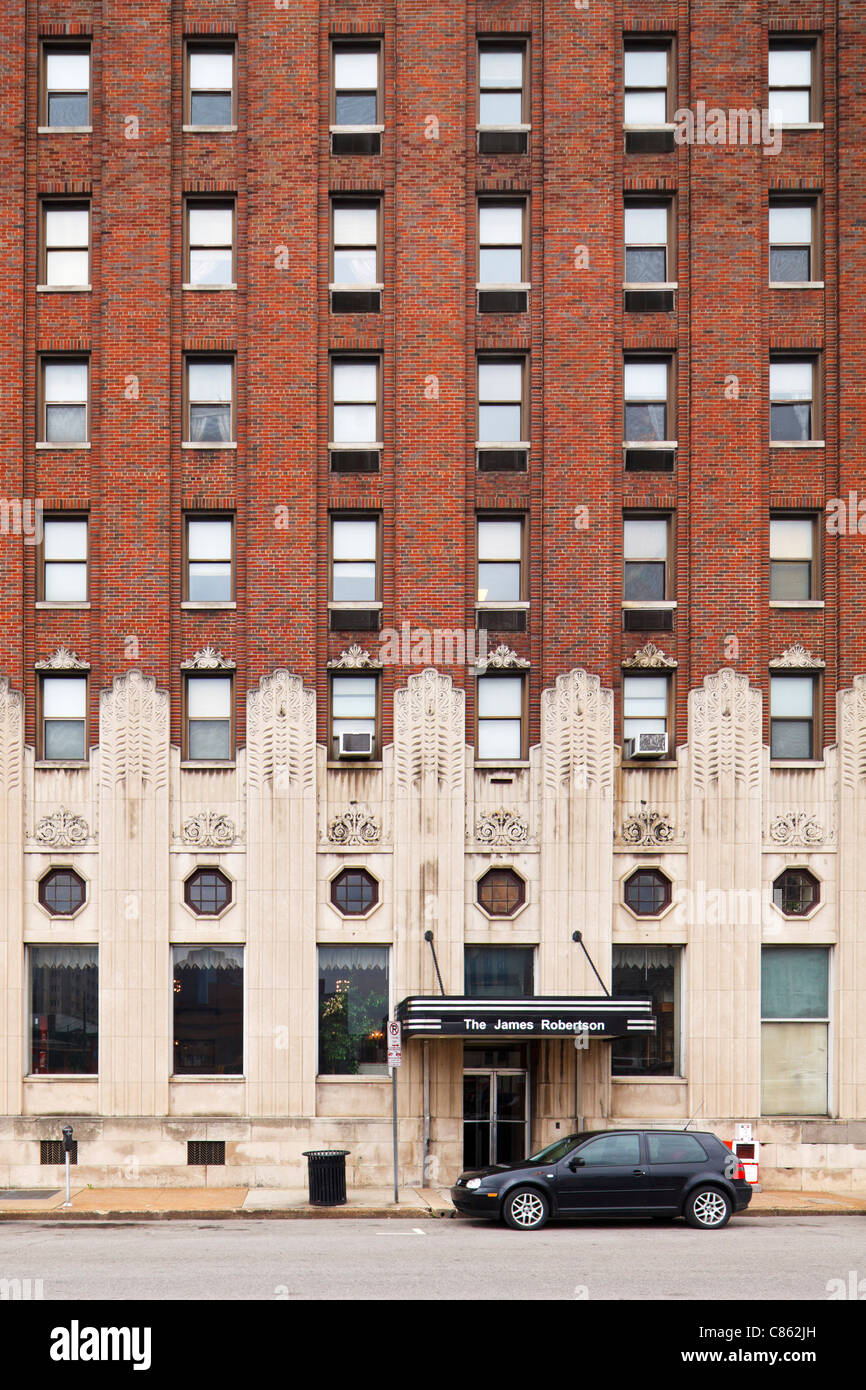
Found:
[622,642,678,669]
[180,647,236,670]
[689,668,762,794]
[474,644,530,671]
[327,805,381,846]
[619,808,675,847]
[394,668,465,791]
[99,670,170,791]
[474,808,530,847]
[769,643,826,669]
[35,647,89,670]
[327,644,383,670]
[33,808,90,847]
[768,811,831,847]
[178,810,238,847]
[0,676,23,795]
[247,669,316,792]
[839,675,866,789]
[541,668,614,792]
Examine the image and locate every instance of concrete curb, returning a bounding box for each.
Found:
[0,1205,455,1222]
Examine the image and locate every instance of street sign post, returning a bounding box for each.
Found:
[387,1021,402,1204]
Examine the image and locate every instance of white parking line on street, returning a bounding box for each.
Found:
[375,1227,427,1235]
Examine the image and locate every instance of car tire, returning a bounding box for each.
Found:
[684,1186,733,1230]
[503,1187,550,1231]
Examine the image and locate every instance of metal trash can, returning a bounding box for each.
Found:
[303,1150,350,1206]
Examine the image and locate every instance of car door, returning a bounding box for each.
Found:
[645,1131,713,1209]
[555,1132,649,1212]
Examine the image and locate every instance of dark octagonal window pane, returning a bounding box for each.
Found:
[39,868,86,916]
[773,868,820,917]
[624,868,671,917]
[331,869,378,916]
[477,867,526,917]
[185,868,232,917]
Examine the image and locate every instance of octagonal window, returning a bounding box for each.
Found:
[184,867,232,917]
[39,867,86,916]
[623,868,671,917]
[477,867,526,917]
[773,868,819,917]
[331,868,378,916]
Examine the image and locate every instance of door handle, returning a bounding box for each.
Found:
[633,1169,647,1176]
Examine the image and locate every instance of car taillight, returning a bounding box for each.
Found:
[734,1159,746,1181]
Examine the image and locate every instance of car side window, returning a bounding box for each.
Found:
[577,1134,641,1166]
[647,1133,708,1164]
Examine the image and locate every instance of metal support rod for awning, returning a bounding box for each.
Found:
[572,930,611,997]
[424,930,446,996]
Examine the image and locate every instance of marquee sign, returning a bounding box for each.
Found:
[395,996,655,1040]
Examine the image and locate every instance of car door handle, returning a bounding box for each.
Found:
[633,1169,648,1176]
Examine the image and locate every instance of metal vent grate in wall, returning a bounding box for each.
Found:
[41,1140,77,1165]
[187,1140,226,1166]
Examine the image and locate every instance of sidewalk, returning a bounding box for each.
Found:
[0,1185,864,1220]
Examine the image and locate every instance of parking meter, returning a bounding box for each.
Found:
[61,1125,73,1206]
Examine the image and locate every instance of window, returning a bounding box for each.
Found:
[647,1133,707,1164]
[770,515,818,602]
[770,674,816,760]
[40,516,88,603]
[31,946,98,1075]
[331,42,381,153]
[40,359,89,445]
[40,202,90,288]
[330,868,379,916]
[768,42,815,126]
[184,515,233,604]
[623,516,670,602]
[769,200,818,283]
[173,946,243,1075]
[478,201,527,312]
[478,42,528,153]
[612,946,680,1076]
[465,946,533,996]
[41,45,90,128]
[623,41,674,151]
[185,357,234,444]
[770,359,817,442]
[186,43,235,128]
[476,675,524,761]
[477,357,525,445]
[331,517,378,602]
[318,945,389,1075]
[477,517,524,605]
[186,201,235,287]
[40,675,87,761]
[773,868,820,917]
[184,868,233,917]
[330,357,380,469]
[330,200,381,311]
[622,674,670,753]
[331,674,378,759]
[476,868,526,918]
[623,868,672,917]
[761,947,829,1114]
[624,358,671,443]
[185,675,233,761]
[578,1133,642,1166]
[623,199,675,309]
[39,868,86,916]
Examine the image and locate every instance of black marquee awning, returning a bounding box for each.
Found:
[396,996,655,1041]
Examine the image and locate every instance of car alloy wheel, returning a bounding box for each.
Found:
[686,1187,732,1230]
[504,1187,549,1231]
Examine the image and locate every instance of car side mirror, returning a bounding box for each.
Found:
[568,1156,585,1171]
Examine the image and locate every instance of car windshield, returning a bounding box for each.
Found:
[526,1133,601,1165]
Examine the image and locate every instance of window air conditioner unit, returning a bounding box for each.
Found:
[626,732,668,758]
[338,731,373,758]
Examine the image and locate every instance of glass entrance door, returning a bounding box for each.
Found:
[463,1069,528,1168]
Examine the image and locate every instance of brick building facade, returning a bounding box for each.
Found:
[0,0,864,1190]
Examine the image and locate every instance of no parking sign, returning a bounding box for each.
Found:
[387,1019,402,1068]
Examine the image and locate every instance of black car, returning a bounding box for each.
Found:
[451,1128,753,1231]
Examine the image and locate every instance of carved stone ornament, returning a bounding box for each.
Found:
[327,804,381,846]
[180,647,236,670]
[769,643,826,669]
[474,808,530,847]
[768,811,831,847]
[327,644,383,671]
[474,644,531,671]
[35,647,89,671]
[622,642,678,670]
[619,808,675,847]
[33,808,90,847]
[178,810,238,847]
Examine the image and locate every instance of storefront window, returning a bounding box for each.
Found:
[318,946,388,1075]
[611,946,679,1076]
[30,946,98,1074]
[761,946,829,1115]
[464,946,534,997]
[172,946,244,1075]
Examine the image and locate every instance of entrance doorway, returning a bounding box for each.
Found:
[463,1046,529,1168]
